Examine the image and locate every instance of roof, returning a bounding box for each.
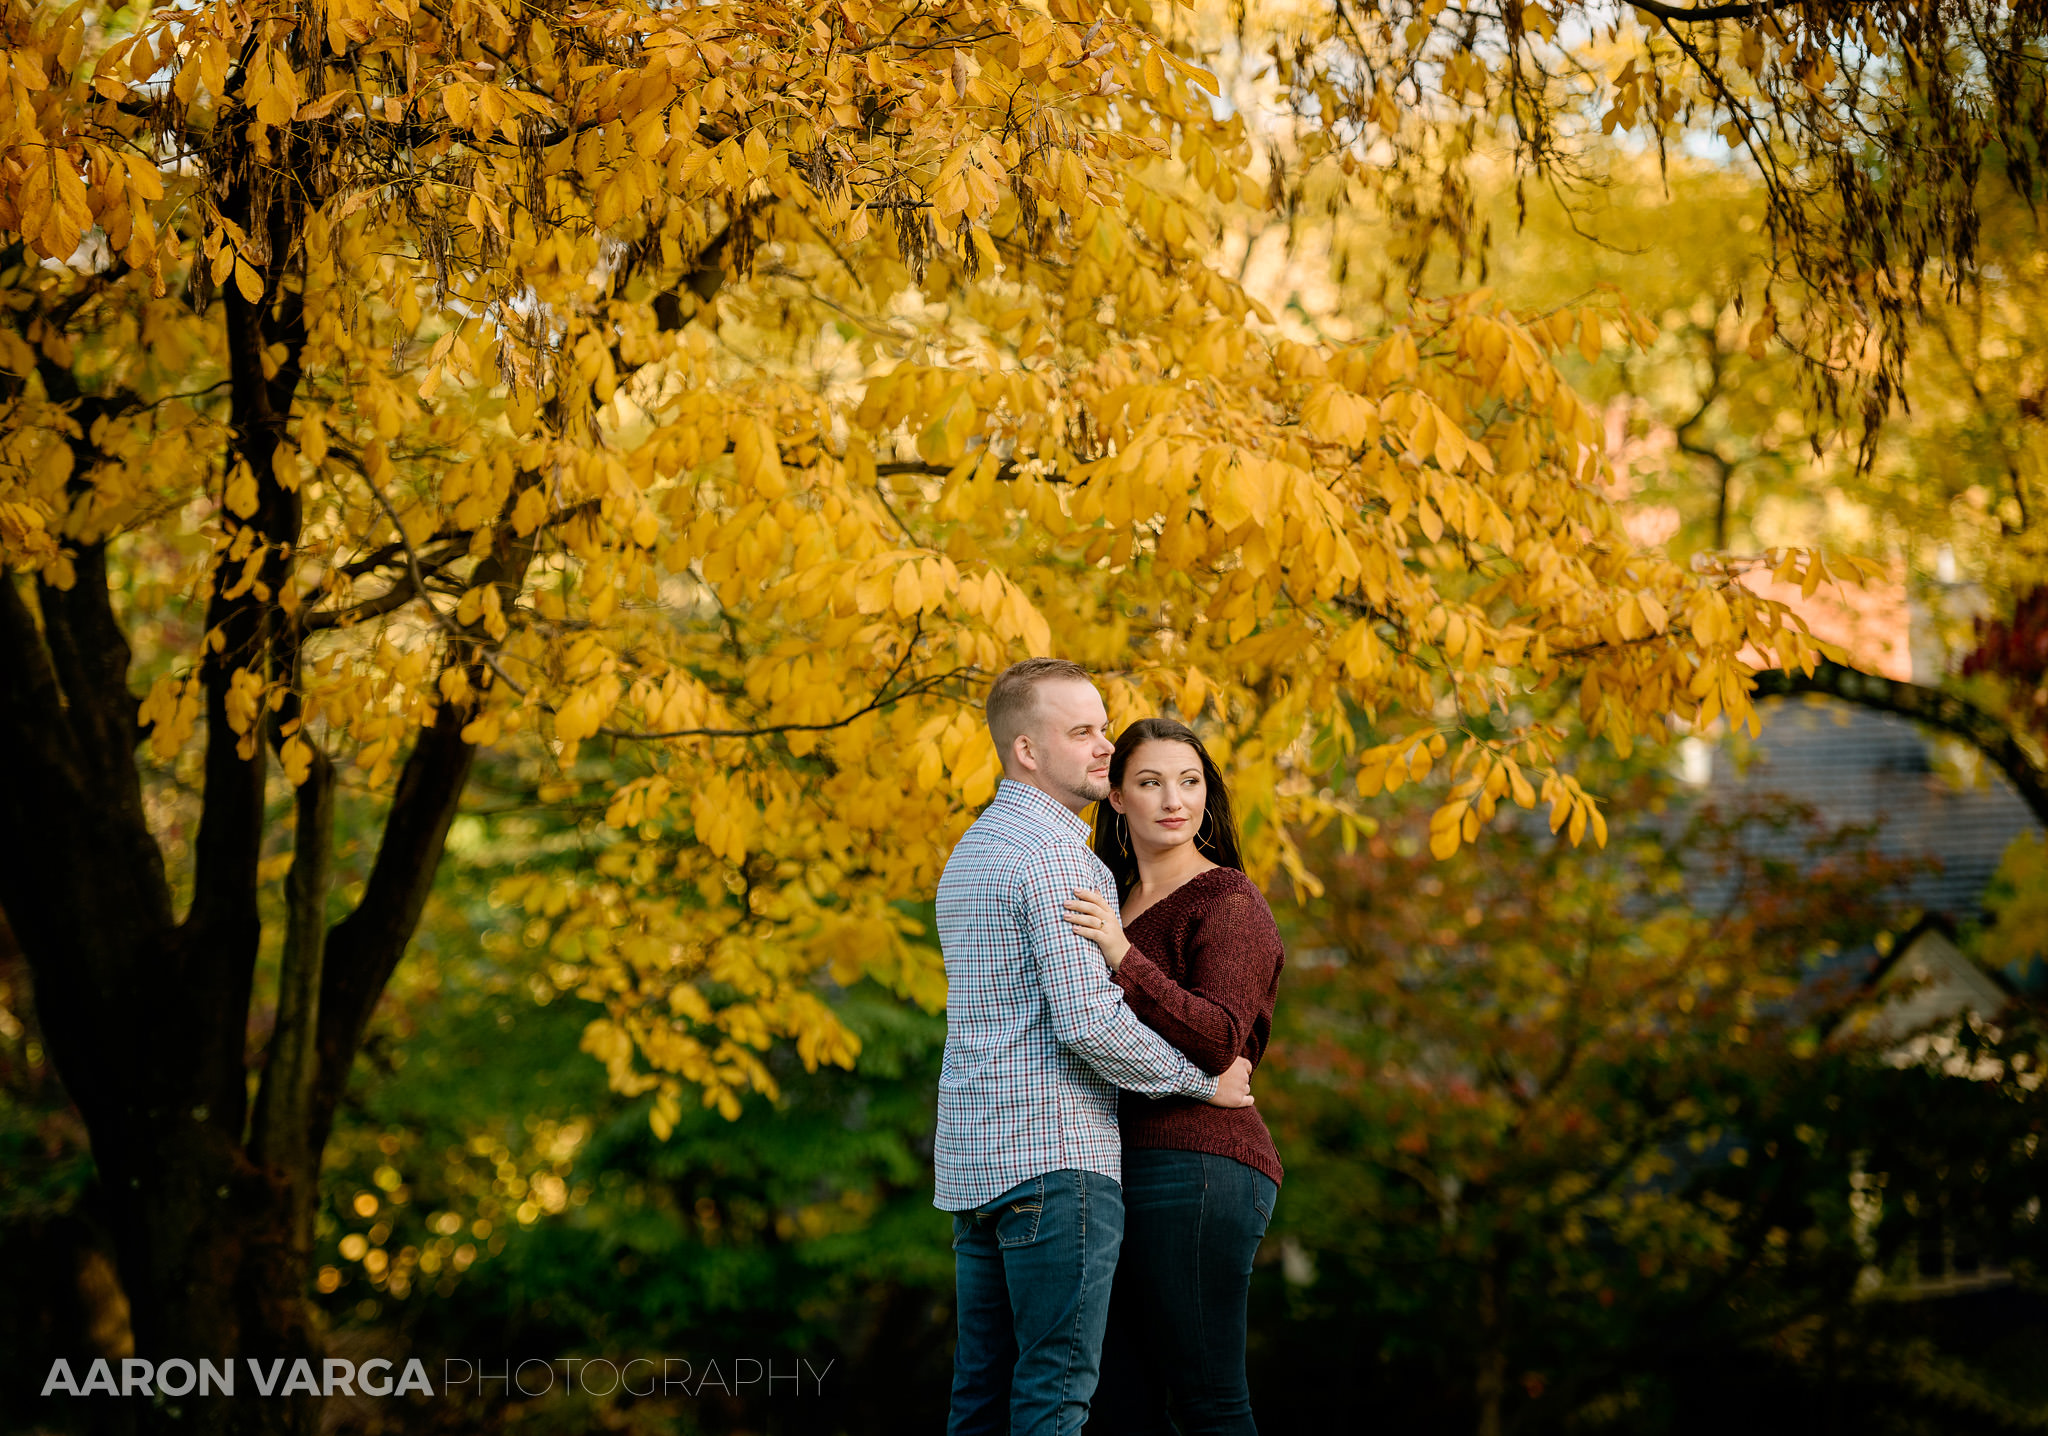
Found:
[1697,696,2042,924]
[1858,913,2013,999]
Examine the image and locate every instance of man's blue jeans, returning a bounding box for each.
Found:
[948,1168,1126,1436]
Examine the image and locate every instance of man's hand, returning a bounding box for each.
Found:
[1205,1055,1255,1109]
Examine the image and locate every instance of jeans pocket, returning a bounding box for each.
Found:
[995,1176,1045,1248]
[1252,1177,1277,1230]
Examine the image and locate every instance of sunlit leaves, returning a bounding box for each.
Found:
[0,0,1879,1134]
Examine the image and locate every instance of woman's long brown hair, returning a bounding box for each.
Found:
[1090,717,1244,895]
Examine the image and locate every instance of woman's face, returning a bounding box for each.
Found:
[1110,740,1207,853]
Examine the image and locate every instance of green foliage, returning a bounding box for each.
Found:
[308,813,954,1433]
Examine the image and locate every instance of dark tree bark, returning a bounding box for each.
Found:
[0,550,506,1434]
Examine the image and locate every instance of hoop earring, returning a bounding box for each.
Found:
[1196,810,1214,847]
[1117,815,1130,857]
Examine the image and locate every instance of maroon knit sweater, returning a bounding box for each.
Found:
[1110,866,1285,1187]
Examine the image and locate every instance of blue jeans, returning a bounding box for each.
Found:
[1086,1150,1278,1436]
[949,1168,1126,1436]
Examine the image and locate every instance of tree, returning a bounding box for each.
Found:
[1270,121,2048,822]
[0,1,1840,1429]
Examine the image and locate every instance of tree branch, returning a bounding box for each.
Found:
[33,549,172,927]
[300,570,439,631]
[180,143,317,1134]
[250,744,335,1239]
[0,575,143,1128]
[877,457,1036,485]
[35,548,141,764]
[1752,660,2048,827]
[598,665,974,741]
[650,224,735,331]
[1627,0,1867,23]
[0,577,81,784]
[307,694,479,1160]
[304,469,549,1156]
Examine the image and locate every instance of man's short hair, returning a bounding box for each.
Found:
[986,658,1093,763]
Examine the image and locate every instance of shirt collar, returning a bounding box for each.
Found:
[997,778,1094,839]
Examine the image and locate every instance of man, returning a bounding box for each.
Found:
[936,657,1257,1436]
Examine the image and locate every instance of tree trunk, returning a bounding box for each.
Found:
[90,1064,322,1436]
[1476,1262,1506,1436]
[0,38,564,1436]
[0,280,396,1436]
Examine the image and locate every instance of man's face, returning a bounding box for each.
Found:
[1016,679,1114,812]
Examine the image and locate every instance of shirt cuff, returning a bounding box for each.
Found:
[1179,1063,1219,1101]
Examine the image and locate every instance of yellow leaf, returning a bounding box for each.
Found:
[1617,594,1645,641]
[892,561,922,618]
[917,387,976,465]
[225,463,259,517]
[1693,592,1734,647]
[1432,420,1465,476]
[734,417,789,498]
[1407,744,1432,782]
[1428,810,1463,860]
[511,485,549,536]
[1507,762,1535,808]
[1201,451,1254,530]
[1141,46,1167,97]
[1800,556,1825,600]
[122,152,164,201]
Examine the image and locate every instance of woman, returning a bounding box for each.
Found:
[1062,716,1285,1436]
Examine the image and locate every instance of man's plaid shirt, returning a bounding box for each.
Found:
[933,779,1219,1211]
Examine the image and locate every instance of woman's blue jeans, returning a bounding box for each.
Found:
[1085,1149,1278,1436]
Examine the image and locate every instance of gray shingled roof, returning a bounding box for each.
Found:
[1701,696,2040,922]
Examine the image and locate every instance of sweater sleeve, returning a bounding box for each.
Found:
[1018,843,1219,1101]
[1112,880,1284,1075]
